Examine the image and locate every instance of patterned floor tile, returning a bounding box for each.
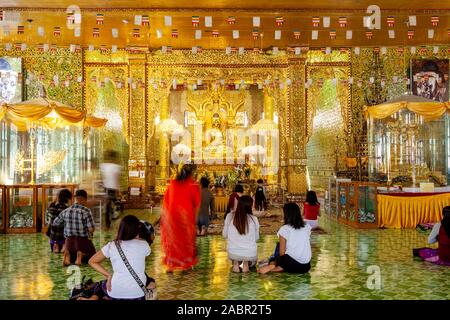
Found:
[1,210,450,299]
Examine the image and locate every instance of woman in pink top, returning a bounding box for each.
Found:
[303,191,320,230]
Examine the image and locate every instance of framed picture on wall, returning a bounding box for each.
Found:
[0,57,22,104]
[412,59,449,102]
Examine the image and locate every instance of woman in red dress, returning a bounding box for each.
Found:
[161,164,200,271]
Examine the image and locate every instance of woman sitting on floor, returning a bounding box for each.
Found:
[222,195,260,273]
[76,219,157,300]
[303,190,320,230]
[258,202,312,274]
[413,206,450,266]
[88,215,155,300]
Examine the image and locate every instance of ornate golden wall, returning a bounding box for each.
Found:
[0,48,82,107]
[146,50,293,192]
[286,58,307,194]
[83,61,129,189]
[350,46,450,164]
[305,53,351,191]
[5,45,448,194]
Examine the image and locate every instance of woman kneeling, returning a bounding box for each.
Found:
[222,196,260,273]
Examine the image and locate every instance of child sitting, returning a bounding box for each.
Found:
[258,202,312,274]
[222,195,260,273]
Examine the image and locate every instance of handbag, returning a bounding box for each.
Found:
[114,240,155,300]
[69,276,96,300]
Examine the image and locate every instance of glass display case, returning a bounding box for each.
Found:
[0,121,100,185]
[337,183,347,220]
[337,181,378,228]
[6,185,40,233]
[327,177,351,217]
[1,184,80,233]
[368,109,448,187]
[0,185,5,233]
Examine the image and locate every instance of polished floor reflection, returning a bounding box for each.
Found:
[0,211,449,300]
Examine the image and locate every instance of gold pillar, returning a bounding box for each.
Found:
[263,89,275,121]
[287,58,307,194]
[263,88,276,183]
[129,60,147,190]
[159,94,170,180]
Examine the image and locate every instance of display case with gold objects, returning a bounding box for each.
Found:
[366,95,449,188]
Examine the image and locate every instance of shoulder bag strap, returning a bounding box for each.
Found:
[114,240,149,296]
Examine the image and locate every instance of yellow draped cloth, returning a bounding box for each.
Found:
[377,193,449,228]
[364,100,450,121]
[0,98,107,130]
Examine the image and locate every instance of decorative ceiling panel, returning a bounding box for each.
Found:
[0,2,449,48]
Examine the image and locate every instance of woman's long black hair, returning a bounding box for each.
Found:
[283,202,305,229]
[305,190,319,206]
[442,206,450,237]
[176,164,195,181]
[116,215,140,241]
[233,195,254,235]
[254,186,266,211]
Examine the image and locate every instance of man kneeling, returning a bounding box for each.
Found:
[53,190,96,266]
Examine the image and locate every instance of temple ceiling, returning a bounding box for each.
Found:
[0,1,449,48]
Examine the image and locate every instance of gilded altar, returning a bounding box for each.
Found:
[80,49,353,195]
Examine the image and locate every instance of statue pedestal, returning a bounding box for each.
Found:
[215,187,224,196]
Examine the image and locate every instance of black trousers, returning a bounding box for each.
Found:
[105,189,117,229]
[275,254,311,274]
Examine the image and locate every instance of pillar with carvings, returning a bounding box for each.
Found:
[287,58,307,194]
[159,94,170,181]
[128,60,147,192]
[262,87,277,184]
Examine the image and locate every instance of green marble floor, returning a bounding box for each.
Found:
[0,210,449,300]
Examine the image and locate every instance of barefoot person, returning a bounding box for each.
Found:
[87,215,154,300]
[197,177,215,236]
[222,195,260,273]
[258,202,311,274]
[303,190,321,230]
[52,190,96,266]
[413,206,450,265]
[45,189,72,253]
[161,164,201,272]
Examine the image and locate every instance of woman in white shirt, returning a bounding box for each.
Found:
[258,202,312,274]
[223,195,260,273]
[88,215,152,300]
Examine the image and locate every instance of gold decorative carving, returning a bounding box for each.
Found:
[306,63,351,144]
[0,47,82,109]
[129,61,147,160]
[186,85,245,130]
[83,64,129,143]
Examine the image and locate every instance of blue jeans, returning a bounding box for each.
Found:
[269,242,280,262]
